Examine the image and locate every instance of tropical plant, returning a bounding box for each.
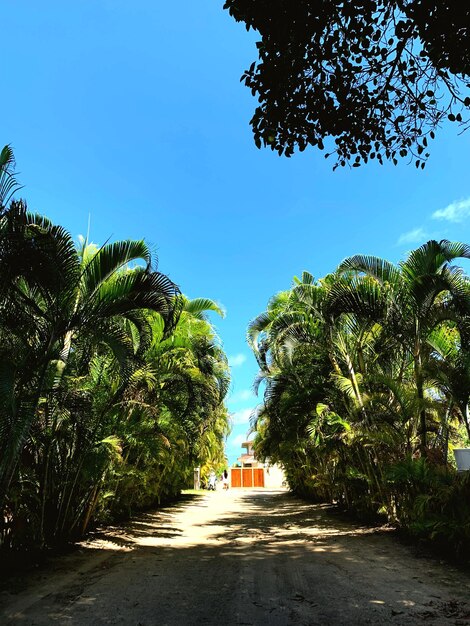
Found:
[0,145,231,552]
[330,240,470,451]
[249,242,470,551]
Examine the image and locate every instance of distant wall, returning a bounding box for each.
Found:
[264,464,286,489]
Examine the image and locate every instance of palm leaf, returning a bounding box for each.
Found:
[247,311,274,350]
[338,254,401,286]
[80,239,152,298]
[182,297,225,319]
[0,145,23,209]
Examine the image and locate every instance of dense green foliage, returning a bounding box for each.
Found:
[225,0,470,168]
[249,243,470,554]
[0,148,230,552]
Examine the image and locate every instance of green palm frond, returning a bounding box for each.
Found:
[80,239,152,298]
[332,372,363,403]
[401,239,470,280]
[326,275,386,321]
[338,254,401,286]
[182,297,225,319]
[0,145,22,209]
[247,311,274,350]
[428,325,459,360]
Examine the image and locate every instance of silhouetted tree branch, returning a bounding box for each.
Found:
[224,0,470,168]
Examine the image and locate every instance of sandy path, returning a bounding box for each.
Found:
[1,489,470,625]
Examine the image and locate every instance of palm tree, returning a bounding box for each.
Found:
[329,240,470,453]
[146,298,229,452]
[0,206,181,512]
[427,323,470,439]
[104,296,230,517]
[0,146,233,550]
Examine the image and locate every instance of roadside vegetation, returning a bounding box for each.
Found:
[249,244,470,557]
[0,146,230,555]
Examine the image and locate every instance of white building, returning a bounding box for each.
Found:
[231,437,286,488]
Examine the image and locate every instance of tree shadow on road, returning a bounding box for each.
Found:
[3,491,470,626]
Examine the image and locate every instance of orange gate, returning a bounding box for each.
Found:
[253,468,265,487]
[231,468,241,487]
[230,468,265,488]
[242,468,253,487]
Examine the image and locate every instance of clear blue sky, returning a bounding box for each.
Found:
[4,1,470,464]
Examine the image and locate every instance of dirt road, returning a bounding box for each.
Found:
[1,489,470,625]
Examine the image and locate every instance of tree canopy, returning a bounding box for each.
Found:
[0,147,231,552]
[224,0,470,168]
[248,242,470,553]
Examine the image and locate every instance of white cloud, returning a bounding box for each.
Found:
[397,227,429,246]
[228,353,247,367]
[432,197,470,223]
[231,408,254,425]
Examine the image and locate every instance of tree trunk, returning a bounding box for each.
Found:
[417,377,427,454]
[414,332,426,454]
